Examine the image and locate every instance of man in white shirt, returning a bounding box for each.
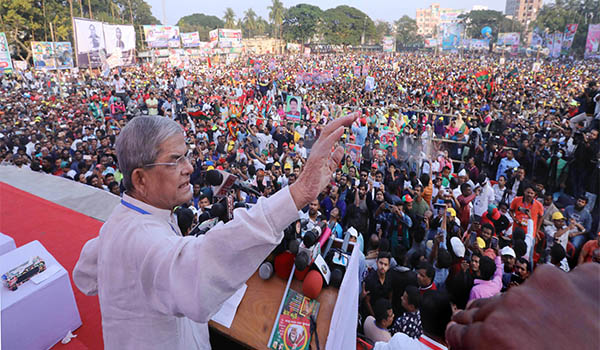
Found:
[472,177,495,217]
[73,113,358,349]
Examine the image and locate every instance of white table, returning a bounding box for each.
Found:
[1,240,82,350]
[0,232,16,256]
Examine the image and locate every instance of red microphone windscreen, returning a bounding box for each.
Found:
[294,266,310,281]
[302,270,323,299]
[274,252,295,280]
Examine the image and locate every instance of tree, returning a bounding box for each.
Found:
[223,7,236,29]
[395,15,423,48]
[282,4,323,43]
[458,10,523,42]
[374,21,392,44]
[268,0,285,39]
[243,8,257,38]
[255,16,270,37]
[533,0,599,56]
[177,13,224,41]
[320,5,376,45]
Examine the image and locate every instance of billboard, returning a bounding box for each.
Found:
[382,36,395,52]
[32,42,56,69]
[442,23,462,51]
[103,24,136,66]
[0,32,13,74]
[181,32,201,47]
[143,25,180,48]
[585,24,600,59]
[54,42,74,69]
[497,32,520,46]
[73,17,106,68]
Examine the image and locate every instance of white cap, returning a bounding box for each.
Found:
[458,169,467,177]
[450,237,465,258]
[347,227,359,238]
[500,246,516,258]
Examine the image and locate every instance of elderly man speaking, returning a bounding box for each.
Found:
[73,112,357,349]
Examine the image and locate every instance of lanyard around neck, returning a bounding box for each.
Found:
[121,199,179,235]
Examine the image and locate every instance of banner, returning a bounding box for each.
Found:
[218,29,242,48]
[382,36,395,52]
[143,25,180,48]
[551,32,563,58]
[584,24,600,59]
[497,32,520,46]
[346,143,362,164]
[468,39,489,50]
[286,43,301,52]
[0,32,13,74]
[442,23,462,51]
[32,42,56,69]
[285,95,302,120]
[73,17,106,68]
[364,76,375,92]
[103,24,136,66]
[530,27,543,49]
[181,32,201,47]
[561,24,578,56]
[55,42,74,69]
[424,38,438,48]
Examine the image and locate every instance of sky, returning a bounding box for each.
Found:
[146,0,508,26]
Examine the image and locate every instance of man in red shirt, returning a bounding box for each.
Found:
[457,183,478,231]
[578,232,600,265]
[510,186,544,240]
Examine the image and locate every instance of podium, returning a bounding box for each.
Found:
[0,232,16,255]
[0,240,82,350]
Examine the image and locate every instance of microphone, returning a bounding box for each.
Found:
[206,169,261,197]
[258,262,274,280]
[192,203,226,236]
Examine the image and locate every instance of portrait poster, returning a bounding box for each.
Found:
[364,76,375,92]
[285,95,302,120]
[353,65,360,76]
[32,42,56,70]
[181,32,201,47]
[346,143,362,164]
[73,17,106,68]
[267,289,320,350]
[103,24,136,66]
[54,42,74,69]
[379,129,395,149]
[561,24,578,55]
[143,25,180,48]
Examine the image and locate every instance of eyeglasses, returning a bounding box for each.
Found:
[143,154,193,169]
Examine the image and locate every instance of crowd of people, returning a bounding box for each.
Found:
[1,51,599,349]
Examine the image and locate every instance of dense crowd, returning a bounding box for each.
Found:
[1,51,599,348]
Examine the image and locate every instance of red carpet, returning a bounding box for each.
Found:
[0,182,104,349]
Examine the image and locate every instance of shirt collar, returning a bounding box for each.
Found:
[122,193,173,223]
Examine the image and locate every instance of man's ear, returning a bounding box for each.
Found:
[131,168,147,194]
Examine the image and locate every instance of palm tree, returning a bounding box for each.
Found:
[268,0,285,39]
[223,8,236,29]
[244,8,257,38]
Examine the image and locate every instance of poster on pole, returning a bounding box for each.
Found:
[530,27,543,49]
[364,76,375,92]
[0,32,13,74]
[32,42,56,70]
[181,32,201,47]
[551,32,563,58]
[285,95,302,120]
[103,24,136,66]
[143,25,180,48]
[561,24,578,56]
[382,36,395,52]
[584,24,600,59]
[216,29,242,48]
[346,143,362,164]
[73,17,106,68]
[54,42,74,69]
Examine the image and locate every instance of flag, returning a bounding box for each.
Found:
[475,70,489,82]
[506,67,518,79]
[207,56,212,68]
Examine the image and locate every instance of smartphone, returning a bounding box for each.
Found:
[83,155,92,161]
[510,273,524,285]
[373,181,381,188]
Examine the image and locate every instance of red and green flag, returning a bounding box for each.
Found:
[475,70,489,82]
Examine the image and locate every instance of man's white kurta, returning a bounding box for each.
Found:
[73,187,299,349]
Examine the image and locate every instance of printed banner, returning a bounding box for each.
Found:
[13,60,28,71]
[497,32,520,46]
[54,42,74,69]
[181,32,201,47]
[442,23,462,51]
[530,27,543,49]
[143,25,180,48]
[382,36,395,52]
[584,24,600,59]
[561,24,578,56]
[468,39,489,50]
[346,143,362,164]
[73,18,106,68]
[103,24,136,66]
[552,32,563,58]
[0,32,13,74]
[32,42,56,69]
[267,289,319,350]
[286,43,301,52]
[424,38,438,48]
[285,95,302,120]
[365,76,375,92]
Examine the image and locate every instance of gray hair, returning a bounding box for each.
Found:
[116,116,183,191]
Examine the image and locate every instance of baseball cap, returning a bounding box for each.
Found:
[500,246,516,258]
[347,227,359,238]
[446,207,456,217]
[402,195,413,203]
[552,211,565,221]
[284,163,292,170]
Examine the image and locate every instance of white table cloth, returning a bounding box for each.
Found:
[1,240,82,350]
[0,232,16,256]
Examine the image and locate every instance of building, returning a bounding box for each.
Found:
[416,3,465,37]
[505,0,543,28]
[472,5,489,11]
